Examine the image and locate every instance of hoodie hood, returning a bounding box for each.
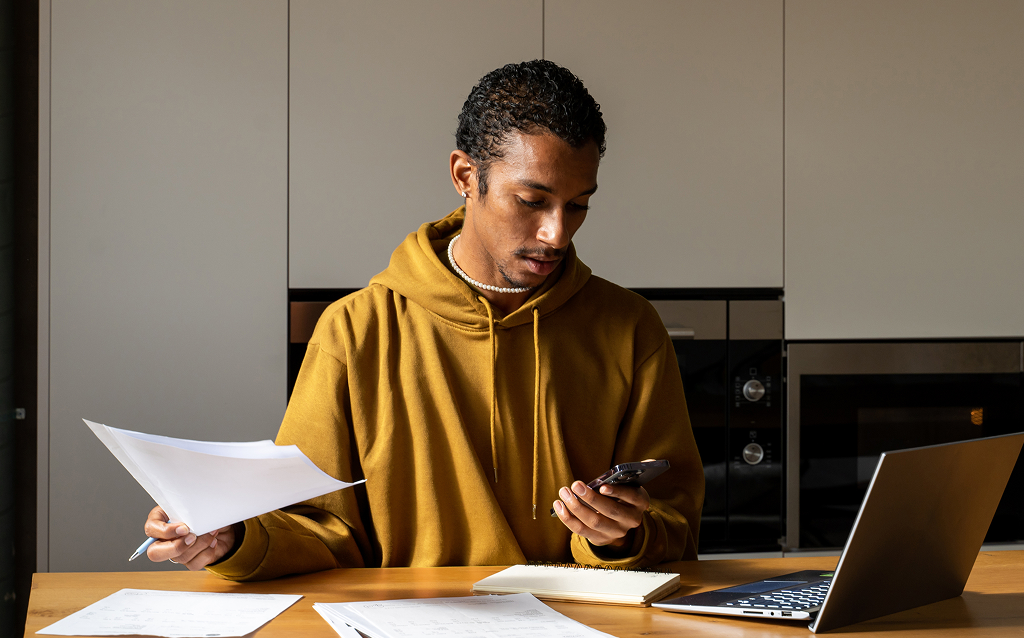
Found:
[370,208,591,328]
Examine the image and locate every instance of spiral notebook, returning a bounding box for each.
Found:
[472,564,680,606]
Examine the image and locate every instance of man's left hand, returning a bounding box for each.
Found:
[553,481,649,552]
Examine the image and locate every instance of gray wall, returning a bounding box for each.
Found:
[785,0,1024,339]
[545,0,784,289]
[289,0,542,287]
[42,0,288,572]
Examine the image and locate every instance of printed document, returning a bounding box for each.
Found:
[313,593,616,638]
[84,418,363,535]
[36,588,301,637]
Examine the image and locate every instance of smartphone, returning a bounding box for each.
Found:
[551,459,670,517]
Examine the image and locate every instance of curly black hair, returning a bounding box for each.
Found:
[456,60,607,196]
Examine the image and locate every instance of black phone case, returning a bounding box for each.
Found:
[587,460,671,489]
[551,460,670,517]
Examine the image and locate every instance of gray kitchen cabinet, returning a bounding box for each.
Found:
[544,0,784,288]
[42,0,288,571]
[785,0,1024,339]
[289,0,543,289]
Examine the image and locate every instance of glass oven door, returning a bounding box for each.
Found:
[786,342,1024,550]
[653,299,784,553]
[650,300,729,552]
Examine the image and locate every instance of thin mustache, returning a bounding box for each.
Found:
[515,248,564,260]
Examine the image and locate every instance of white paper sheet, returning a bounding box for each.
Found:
[36,588,302,637]
[313,594,616,638]
[313,605,365,637]
[85,419,363,535]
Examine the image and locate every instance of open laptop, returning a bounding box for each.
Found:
[654,432,1024,633]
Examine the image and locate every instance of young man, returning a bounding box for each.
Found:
[144,60,704,580]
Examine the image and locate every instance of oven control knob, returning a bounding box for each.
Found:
[742,443,765,465]
[742,379,766,402]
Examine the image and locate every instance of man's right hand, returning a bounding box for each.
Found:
[144,506,236,570]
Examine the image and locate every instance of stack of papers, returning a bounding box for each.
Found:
[85,418,363,535]
[36,589,301,637]
[472,564,680,606]
[313,594,616,638]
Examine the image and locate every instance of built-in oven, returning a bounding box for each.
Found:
[649,299,784,554]
[786,342,1024,551]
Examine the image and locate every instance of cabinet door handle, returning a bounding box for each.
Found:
[667,328,696,339]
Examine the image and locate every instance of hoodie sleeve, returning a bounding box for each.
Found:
[206,341,374,581]
[570,327,705,568]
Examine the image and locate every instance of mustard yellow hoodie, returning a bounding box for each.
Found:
[208,209,704,581]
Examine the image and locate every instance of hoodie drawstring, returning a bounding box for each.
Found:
[532,307,541,520]
[479,299,543,520]
[483,300,498,483]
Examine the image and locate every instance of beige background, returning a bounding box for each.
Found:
[45,0,288,572]
[785,0,1024,339]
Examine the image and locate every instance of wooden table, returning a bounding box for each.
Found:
[25,550,1024,637]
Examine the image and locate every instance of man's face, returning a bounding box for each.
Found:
[462,131,600,290]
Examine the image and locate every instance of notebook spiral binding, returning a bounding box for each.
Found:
[525,561,656,574]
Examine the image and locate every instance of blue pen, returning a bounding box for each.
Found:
[129,536,157,562]
[130,520,189,561]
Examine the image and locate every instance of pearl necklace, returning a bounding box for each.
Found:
[447,235,534,294]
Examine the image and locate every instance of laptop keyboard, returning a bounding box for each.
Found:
[724,580,832,611]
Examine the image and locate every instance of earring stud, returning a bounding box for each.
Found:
[462,191,467,198]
